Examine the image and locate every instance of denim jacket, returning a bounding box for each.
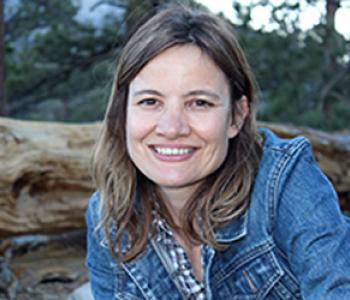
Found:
[86,128,350,299]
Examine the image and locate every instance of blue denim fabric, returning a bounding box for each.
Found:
[86,128,350,299]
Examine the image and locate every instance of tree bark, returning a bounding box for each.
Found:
[326,0,340,28]
[318,0,342,123]
[0,118,97,237]
[0,118,349,237]
[0,0,5,115]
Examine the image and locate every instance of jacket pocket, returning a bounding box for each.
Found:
[212,240,300,299]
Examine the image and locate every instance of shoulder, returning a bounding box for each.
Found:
[257,127,333,195]
[255,128,340,228]
[86,191,101,229]
[252,128,337,229]
[257,128,314,186]
[259,127,311,159]
[85,192,120,250]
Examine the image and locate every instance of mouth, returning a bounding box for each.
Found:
[149,145,198,160]
[154,146,195,156]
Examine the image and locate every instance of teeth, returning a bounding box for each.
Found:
[155,147,193,156]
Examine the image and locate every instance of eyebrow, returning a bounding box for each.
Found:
[132,89,221,100]
[185,90,221,100]
[133,89,164,97]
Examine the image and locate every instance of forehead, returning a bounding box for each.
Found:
[129,45,229,95]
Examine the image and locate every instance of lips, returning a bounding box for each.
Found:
[150,145,197,160]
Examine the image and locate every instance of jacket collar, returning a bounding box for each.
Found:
[214,209,248,243]
[101,206,249,251]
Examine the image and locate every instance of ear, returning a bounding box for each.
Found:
[228,95,249,139]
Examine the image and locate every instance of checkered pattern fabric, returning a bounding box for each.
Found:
[153,212,206,300]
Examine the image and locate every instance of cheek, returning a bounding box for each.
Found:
[126,112,155,151]
[125,114,139,155]
[196,113,233,142]
[126,113,143,140]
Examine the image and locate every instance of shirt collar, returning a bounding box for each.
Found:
[152,209,174,238]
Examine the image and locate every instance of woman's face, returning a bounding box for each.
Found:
[126,45,245,200]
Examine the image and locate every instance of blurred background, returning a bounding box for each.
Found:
[0,0,349,131]
[0,2,349,298]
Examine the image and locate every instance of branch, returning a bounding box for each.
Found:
[318,63,350,111]
[8,44,117,115]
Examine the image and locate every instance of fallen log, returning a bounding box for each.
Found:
[0,118,98,237]
[0,117,349,237]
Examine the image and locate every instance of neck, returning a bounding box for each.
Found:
[158,185,196,225]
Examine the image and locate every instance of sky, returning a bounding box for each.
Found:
[78,0,350,39]
[198,0,350,39]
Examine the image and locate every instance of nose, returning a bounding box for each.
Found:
[155,106,190,139]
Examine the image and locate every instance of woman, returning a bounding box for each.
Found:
[86,5,350,299]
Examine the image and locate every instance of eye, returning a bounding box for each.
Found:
[190,99,214,108]
[138,98,159,106]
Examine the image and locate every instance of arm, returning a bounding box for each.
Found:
[86,192,116,299]
[274,145,350,299]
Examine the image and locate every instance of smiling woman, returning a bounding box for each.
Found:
[86,4,350,300]
[126,45,241,200]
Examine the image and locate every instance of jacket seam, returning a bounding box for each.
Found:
[267,138,311,234]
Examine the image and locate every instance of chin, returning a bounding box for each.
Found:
[153,179,189,188]
[151,176,202,190]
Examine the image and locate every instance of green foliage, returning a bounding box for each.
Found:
[234,0,350,131]
[3,0,350,131]
[5,0,118,121]
[4,0,201,122]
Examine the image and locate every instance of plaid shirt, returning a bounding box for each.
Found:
[153,212,206,300]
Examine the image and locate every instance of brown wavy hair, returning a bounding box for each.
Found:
[92,4,262,262]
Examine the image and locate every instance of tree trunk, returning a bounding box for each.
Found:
[326,0,340,28]
[0,0,5,115]
[318,0,342,123]
[0,118,349,238]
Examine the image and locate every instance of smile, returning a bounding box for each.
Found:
[154,147,194,156]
